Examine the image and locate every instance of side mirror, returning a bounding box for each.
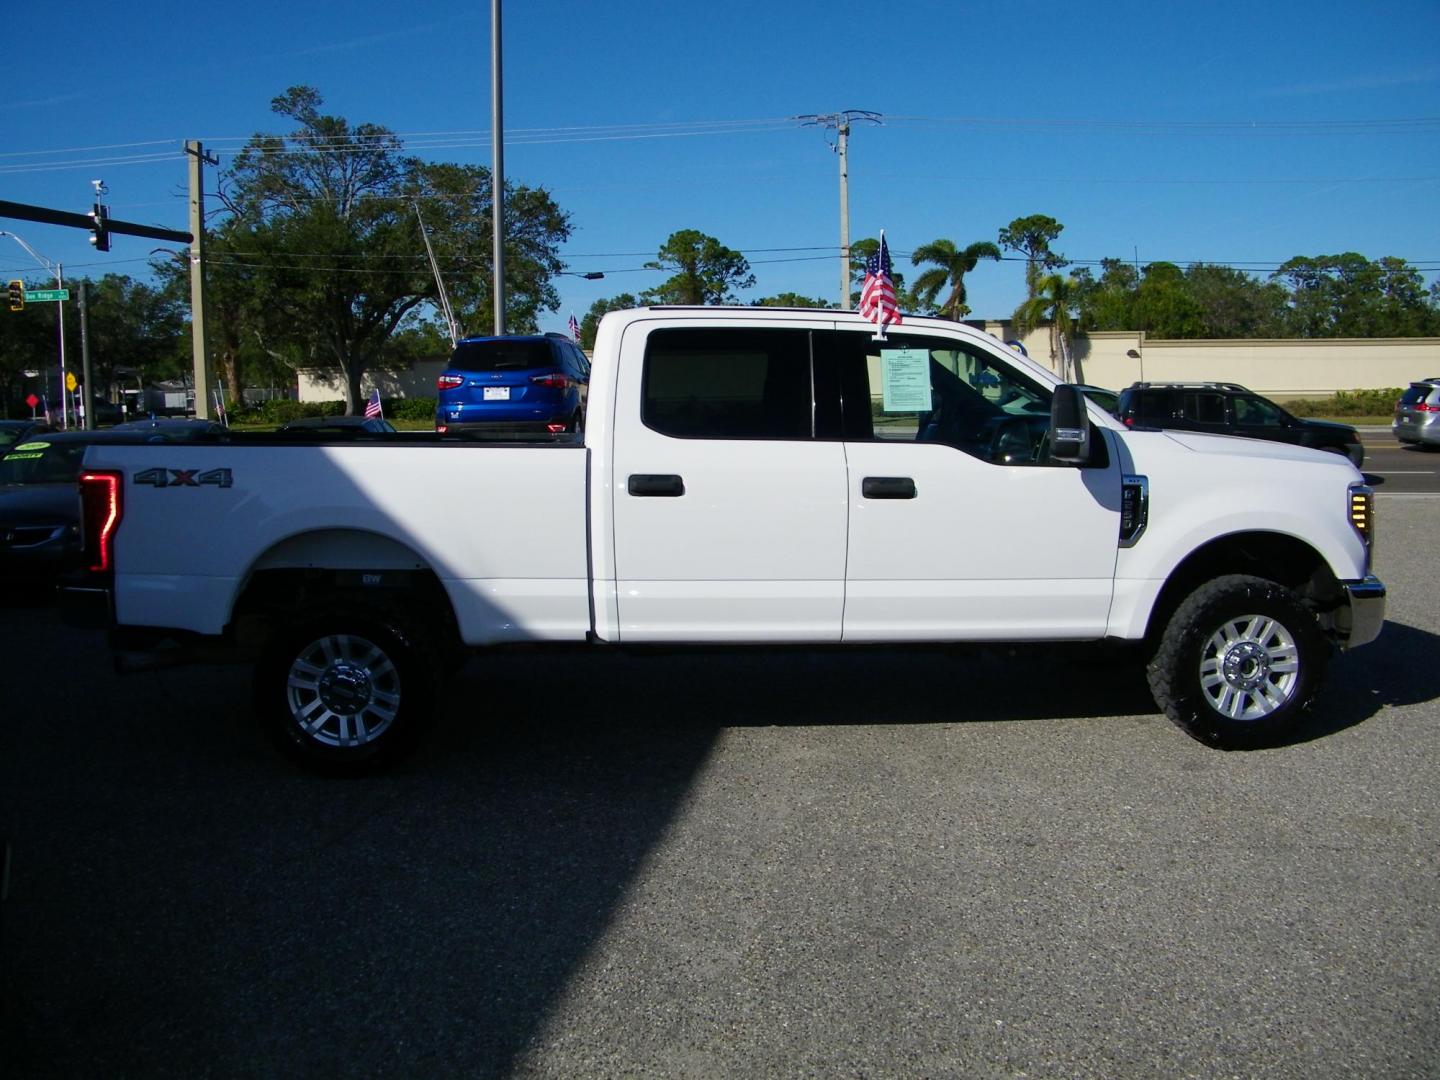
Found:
[1048,385,1091,464]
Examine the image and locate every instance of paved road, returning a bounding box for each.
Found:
[1,501,1436,1078]
[1359,429,1440,496]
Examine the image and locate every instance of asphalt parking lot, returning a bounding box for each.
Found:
[1,473,1437,1078]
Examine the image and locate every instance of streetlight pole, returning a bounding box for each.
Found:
[491,0,506,336]
[1,230,68,427]
[795,110,881,309]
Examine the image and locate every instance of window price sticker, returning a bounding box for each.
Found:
[880,348,931,412]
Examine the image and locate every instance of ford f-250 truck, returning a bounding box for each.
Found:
[62,307,1385,770]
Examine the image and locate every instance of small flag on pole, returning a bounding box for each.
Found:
[213,390,228,428]
[365,388,383,419]
[41,395,52,424]
[567,312,581,342]
[858,231,903,338]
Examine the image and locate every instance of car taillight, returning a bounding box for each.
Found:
[1415,402,1440,413]
[530,374,572,389]
[436,423,449,434]
[78,470,123,574]
[437,374,464,390]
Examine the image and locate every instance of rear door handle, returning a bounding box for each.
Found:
[861,476,917,499]
[628,473,685,497]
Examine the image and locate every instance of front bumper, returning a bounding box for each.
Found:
[1334,575,1386,649]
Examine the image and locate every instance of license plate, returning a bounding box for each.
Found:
[483,387,510,401]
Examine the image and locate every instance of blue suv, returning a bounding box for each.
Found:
[436,333,589,435]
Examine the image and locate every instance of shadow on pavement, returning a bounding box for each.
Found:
[0,618,1409,1075]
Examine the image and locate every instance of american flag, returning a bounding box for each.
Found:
[364,388,383,419]
[858,232,903,335]
[567,312,581,341]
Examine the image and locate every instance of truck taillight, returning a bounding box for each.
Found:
[437,374,464,390]
[79,470,123,574]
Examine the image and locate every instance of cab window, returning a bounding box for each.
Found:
[641,328,813,440]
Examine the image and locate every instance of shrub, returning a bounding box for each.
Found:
[1287,388,1403,417]
[388,396,437,421]
[252,399,345,424]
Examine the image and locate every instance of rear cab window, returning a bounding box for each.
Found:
[447,339,554,372]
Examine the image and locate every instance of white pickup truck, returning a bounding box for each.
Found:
[63,307,1385,770]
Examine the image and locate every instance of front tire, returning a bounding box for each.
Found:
[255,607,437,772]
[1148,574,1329,749]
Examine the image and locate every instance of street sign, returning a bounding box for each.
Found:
[65,372,78,392]
[23,288,70,302]
[25,394,39,409]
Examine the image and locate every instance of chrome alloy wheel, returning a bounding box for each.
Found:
[1198,614,1300,721]
[285,634,402,748]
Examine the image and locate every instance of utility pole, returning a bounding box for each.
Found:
[80,280,94,430]
[491,0,506,335]
[795,110,881,309]
[186,140,218,418]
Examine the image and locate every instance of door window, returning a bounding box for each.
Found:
[1232,395,1287,426]
[641,328,814,440]
[1180,392,1227,426]
[829,331,1055,465]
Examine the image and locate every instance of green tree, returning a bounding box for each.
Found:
[909,238,1002,319]
[999,214,1066,295]
[1131,262,1206,339]
[1013,273,1083,382]
[217,86,571,411]
[751,292,833,309]
[642,230,754,305]
[579,293,640,349]
[79,274,189,396]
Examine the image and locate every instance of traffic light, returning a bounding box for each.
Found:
[6,280,23,312]
[89,202,111,252]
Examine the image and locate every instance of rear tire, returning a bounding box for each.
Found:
[1148,574,1328,749]
[255,605,438,773]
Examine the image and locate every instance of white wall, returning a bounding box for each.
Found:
[296,358,447,404]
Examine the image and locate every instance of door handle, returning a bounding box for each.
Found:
[861,476,916,499]
[628,473,685,497]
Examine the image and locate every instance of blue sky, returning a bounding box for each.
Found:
[4,0,1439,336]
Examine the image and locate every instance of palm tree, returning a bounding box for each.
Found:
[1012,273,1085,383]
[910,238,1002,319]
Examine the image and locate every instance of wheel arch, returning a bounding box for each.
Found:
[228,528,462,653]
[1144,530,1345,644]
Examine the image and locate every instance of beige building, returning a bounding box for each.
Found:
[978,322,1437,400]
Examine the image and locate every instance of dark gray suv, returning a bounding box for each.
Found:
[1393,378,1440,449]
[1115,381,1364,468]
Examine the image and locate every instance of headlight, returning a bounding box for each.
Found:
[1348,482,1375,557]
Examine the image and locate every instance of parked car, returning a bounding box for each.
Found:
[436,333,589,435]
[1,431,160,581]
[1392,378,1440,449]
[1114,381,1364,468]
[277,416,398,435]
[109,418,228,441]
[1075,385,1120,414]
[0,419,56,451]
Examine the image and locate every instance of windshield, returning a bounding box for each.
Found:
[0,440,87,485]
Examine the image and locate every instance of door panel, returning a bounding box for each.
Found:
[826,328,1122,641]
[609,322,848,642]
